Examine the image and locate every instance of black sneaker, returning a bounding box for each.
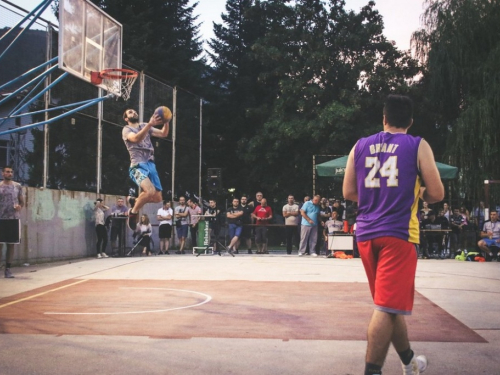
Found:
[127,196,136,209]
[4,268,14,278]
[128,209,138,230]
[247,249,252,254]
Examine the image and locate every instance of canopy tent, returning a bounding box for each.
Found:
[434,162,459,180]
[316,156,458,180]
[315,156,349,178]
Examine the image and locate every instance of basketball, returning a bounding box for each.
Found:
[154,106,172,123]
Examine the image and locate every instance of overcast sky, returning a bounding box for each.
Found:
[12,0,426,51]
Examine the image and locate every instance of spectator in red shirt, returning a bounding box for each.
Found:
[251,198,273,254]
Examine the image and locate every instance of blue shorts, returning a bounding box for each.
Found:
[228,223,242,239]
[482,238,500,248]
[176,224,189,239]
[129,161,162,191]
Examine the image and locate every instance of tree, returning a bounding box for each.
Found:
[95,0,206,92]
[228,0,420,198]
[204,0,271,196]
[412,0,500,204]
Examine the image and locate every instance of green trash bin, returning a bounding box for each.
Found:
[197,220,206,247]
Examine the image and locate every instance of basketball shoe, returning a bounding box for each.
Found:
[402,354,427,375]
[128,209,138,230]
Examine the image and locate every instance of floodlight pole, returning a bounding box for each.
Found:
[97,87,103,193]
[312,155,316,196]
[171,87,177,248]
[198,97,202,203]
[43,24,53,188]
[171,86,177,203]
[138,71,145,123]
[484,180,500,218]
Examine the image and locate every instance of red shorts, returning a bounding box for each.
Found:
[357,236,418,315]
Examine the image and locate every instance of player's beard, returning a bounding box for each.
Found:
[128,113,139,123]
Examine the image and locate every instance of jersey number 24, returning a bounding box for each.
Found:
[364,156,398,188]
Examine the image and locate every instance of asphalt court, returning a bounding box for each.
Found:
[0,277,486,343]
[1,256,500,374]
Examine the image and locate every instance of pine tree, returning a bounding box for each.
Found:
[204,0,271,194]
[96,0,206,91]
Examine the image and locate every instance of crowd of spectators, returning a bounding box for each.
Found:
[93,194,499,262]
[419,201,499,261]
[143,192,359,257]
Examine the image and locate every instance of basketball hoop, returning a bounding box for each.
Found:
[90,68,138,101]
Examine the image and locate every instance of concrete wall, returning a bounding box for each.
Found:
[2,187,164,265]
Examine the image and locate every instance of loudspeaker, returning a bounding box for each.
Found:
[207,168,222,193]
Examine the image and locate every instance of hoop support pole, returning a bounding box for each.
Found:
[0,94,114,137]
[6,69,51,122]
[0,57,57,92]
[0,64,59,107]
[0,0,54,64]
[0,0,53,43]
[0,71,67,128]
[4,72,68,120]
[0,97,100,122]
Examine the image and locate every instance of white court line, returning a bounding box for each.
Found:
[44,287,212,315]
[0,279,89,310]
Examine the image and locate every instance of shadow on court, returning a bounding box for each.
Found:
[0,279,485,343]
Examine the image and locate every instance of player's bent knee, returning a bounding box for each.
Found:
[141,188,156,200]
[151,191,162,203]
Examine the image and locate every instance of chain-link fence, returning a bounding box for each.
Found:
[0,0,203,201]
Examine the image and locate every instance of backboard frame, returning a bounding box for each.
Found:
[58,0,123,95]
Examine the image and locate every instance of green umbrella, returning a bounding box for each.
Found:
[316,156,458,180]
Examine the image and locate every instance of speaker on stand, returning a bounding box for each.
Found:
[202,168,233,256]
[207,168,222,194]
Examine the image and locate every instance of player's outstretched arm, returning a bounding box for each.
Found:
[418,139,445,204]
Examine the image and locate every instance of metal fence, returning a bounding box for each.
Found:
[0,0,204,203]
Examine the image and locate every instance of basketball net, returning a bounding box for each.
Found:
[90,69,138,101]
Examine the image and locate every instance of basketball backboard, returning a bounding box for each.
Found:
[58,0,122,93]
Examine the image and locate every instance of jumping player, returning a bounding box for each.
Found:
[343,95,444,375]
[122,109,169,230]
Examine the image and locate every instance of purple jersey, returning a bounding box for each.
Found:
[354,131,422,243]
